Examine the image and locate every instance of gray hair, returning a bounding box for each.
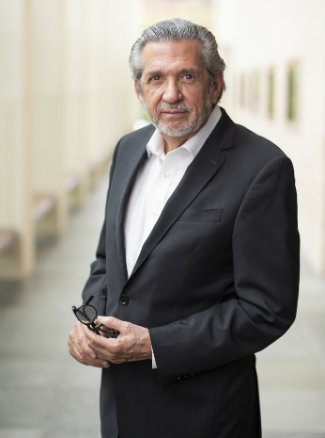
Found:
[129,18,226,101]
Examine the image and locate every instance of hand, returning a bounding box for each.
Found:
[85,316,152,365]
[68,321,110,368]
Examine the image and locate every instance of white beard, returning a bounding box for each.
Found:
[140,86,213,138]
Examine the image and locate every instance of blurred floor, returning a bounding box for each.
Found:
[0,175,324,438]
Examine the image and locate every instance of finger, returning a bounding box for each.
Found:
[83,323,112,348]
[83,327,122,363]
[86,327,117,355]
[74,323,98,358]
[69,323,107,364]
[74,349,110,368]
[74,346,111,367]
[96,316,129,333]
[69,334,110,368]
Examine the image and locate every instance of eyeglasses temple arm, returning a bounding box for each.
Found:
[84,295,94,306]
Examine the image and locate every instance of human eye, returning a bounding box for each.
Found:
[180,71,197,83]
[149,74,161,82]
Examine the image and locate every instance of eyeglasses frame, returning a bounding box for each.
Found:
[72,295,119,338]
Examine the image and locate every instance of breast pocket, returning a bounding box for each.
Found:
[178,208,223,222]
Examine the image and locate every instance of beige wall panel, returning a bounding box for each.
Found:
[64,97,84,176]
[29,0,63,95]
[0,0,34,277]
[64,0,87,180]
[0,1,24,100]
[28,0,68,237]
[109,0,144,131]
[0,103,25,229]
[29,0,65,195]
[0,0,26,231]
[85,0,143,163]
[63,0,142,176]
[87,0,116,165]
[30,99,63,191]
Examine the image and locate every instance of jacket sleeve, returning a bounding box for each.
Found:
[149,155,300,386]
[81,142,120,315]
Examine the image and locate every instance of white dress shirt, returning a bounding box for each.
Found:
[124,105,222,277]
[123,105,222,368]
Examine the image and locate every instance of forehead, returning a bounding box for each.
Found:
[141,39,203,73]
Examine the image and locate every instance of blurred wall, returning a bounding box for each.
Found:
[142,0,213,28]
[2,0,324,279]
[213,0,325,276]
[0,0,143,279]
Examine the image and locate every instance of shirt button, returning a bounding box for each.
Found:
[164,171,170,178]
[119,294,129,305]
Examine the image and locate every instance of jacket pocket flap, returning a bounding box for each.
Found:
[179,208,223,222]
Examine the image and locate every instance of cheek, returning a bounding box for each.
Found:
[183,88,207,111]
[186,96,204,114]
[142,91,161,113]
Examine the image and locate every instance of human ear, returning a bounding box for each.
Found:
[134,80,142,101]
[212,72,224,104]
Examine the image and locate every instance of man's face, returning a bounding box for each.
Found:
[135,39,222,145]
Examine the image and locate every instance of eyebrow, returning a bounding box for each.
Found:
[144,71,162,78]
[179,68,200,75]
[143,68,201,78]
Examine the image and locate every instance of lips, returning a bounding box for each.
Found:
[161,110,187,115]
[157,104,192,115]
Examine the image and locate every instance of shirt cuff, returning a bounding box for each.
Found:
[151,346,157,369]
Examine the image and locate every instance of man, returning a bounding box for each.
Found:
[68,18,299,438]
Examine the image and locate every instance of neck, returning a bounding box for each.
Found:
[161,132,194,154]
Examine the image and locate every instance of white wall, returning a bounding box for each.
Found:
[214,0,325,275]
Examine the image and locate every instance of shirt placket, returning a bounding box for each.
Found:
[150,155,174,224]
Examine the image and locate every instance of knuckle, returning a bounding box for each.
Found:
[80,351,88,361]
[123,321,131,331]
[110,342,120,354]
[88,336,98,349]
[103,316,114,327]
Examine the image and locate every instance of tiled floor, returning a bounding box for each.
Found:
[0,176,324,438]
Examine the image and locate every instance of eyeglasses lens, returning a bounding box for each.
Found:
[76,305,96,324]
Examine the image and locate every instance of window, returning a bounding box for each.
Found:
[249,71,260,113]
[287,62,299,121]
[268,68,275,119]
[240,73,246,107]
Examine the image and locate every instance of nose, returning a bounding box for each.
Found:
[162,78,182,103]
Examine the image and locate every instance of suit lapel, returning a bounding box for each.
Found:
[114,127,154,282]
[128,109,236,280]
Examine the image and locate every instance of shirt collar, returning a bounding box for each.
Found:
[146,105,222,160]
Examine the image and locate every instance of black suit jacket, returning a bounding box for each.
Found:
[82,109,300,438]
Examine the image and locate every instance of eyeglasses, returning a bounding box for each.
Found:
[72,295,119,338]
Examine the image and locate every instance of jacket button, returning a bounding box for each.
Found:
[119,294,129,305]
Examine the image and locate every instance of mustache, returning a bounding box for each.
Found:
[156,103,192,113]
